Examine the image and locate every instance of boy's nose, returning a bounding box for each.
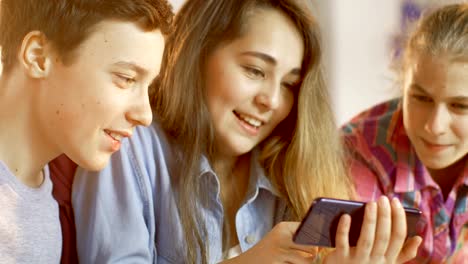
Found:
[126,91,153,127]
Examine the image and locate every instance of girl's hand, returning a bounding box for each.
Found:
[223,222,317,264]
[324,196,422,264]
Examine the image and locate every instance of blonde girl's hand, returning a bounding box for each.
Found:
[222,222,318,264]
[324,196,422,264]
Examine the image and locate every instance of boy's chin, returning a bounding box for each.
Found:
[78,154,111,171]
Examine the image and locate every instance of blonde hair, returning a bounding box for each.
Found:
[151,0,353,262]
[403,3,468,71]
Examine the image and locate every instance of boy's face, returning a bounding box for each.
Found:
[37,21,164,170]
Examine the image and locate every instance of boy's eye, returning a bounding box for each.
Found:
[243,66,265,79]
[114,74,137,88]
[119,75,136,85]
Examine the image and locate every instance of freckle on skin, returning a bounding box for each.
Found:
[56,110,60,115]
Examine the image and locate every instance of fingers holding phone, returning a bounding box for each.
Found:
[372,197,392,256]
[352,197,404,261]
[371,197,422,263]
[383,197,407,261]
[326,196,422,263]
[386,197,423,263]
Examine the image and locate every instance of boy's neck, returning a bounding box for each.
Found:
[0,73,56,187]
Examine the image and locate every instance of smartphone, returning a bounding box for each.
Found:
[293,197,422,247]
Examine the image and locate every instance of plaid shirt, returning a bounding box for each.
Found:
[342,98,468,263]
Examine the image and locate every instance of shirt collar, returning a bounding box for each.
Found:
[197,149,280,201]
[249,149,280,197]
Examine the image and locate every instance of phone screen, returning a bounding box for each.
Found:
[293,197,422,247]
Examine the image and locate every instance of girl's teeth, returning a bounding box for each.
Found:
[238,113,262,127]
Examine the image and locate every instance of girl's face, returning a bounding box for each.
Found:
[204,8,304,157]
[403,53,468,170]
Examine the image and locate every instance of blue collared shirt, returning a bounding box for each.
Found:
[72,122,287,263]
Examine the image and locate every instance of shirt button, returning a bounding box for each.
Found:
[244,234,256,244]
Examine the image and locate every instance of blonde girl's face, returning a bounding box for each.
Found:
[402,53,468,170]
[204,8,304,157]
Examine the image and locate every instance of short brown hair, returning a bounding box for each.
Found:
[0,0,173,73]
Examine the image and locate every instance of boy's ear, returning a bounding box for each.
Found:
[19,31,53,78]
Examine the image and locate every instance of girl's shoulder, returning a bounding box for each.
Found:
[127,120,175,160]
[342,98,402,136]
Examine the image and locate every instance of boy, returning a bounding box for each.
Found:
[0,0,173,262]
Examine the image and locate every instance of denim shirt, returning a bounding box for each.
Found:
[72,122,287,264]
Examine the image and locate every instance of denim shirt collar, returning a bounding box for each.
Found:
[198,149,280,203]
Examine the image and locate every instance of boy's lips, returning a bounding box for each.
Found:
[104,129,132,142]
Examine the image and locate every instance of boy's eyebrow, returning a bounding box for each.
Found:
[240,51,301,75]
[113,61,149,76]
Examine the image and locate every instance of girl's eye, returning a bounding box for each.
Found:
[412,94,432,103]
[451,102,468,110]
[243,66,265,79]
[282,82,298,91]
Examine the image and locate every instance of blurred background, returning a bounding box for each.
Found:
[0,0,464,125]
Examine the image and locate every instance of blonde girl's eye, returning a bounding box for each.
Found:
[412,94,433,103]
[451,102,468,111]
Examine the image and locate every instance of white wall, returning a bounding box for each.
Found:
[315,0,401,125]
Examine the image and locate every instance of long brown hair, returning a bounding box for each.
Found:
[151,0,353,262]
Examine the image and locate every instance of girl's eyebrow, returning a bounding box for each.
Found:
[411,83,468,101]
[452,96,468,101]
[240,51,301,75]
[410,83,429,94]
